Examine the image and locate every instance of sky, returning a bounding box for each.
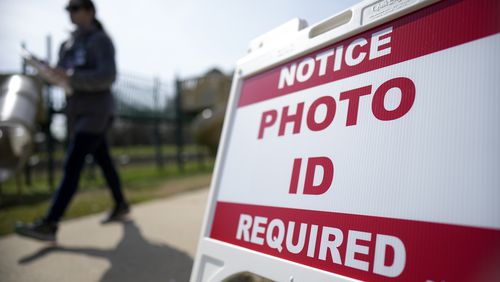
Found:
[0,0,360,81]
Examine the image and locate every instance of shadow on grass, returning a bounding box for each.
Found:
[19,220,193,282]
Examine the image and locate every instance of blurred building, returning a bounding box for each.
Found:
[178,68,232,155]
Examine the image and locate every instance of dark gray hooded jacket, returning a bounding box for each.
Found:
[57,23,116,137]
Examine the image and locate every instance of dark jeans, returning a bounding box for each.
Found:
[45,132,125,223]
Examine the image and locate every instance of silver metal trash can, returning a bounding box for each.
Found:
[0,74,43,182]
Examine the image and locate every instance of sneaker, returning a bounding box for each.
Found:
[15,219,57,242]
[101,203,130,224]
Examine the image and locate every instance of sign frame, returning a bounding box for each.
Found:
[190,0,500,281]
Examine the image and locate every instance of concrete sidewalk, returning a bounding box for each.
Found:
[0,187,210,282]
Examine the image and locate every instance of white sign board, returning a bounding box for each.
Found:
[192,0,500,281]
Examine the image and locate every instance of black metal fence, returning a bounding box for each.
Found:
[7,71,212,194]
[0,37,220,198]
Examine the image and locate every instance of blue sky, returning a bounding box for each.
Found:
[0,0,360,80]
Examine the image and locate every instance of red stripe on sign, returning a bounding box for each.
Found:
[210,201,500,282]
[238,0,500,108]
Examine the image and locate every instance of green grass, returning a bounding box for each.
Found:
[0,161,213,236]
[36,144,210,162]
[112,144,209,156]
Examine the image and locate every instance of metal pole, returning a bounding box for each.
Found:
[46,35,55,191]
[24,157,32,187]
[16,173,23,197]
[21,42,33,187]
[197,146,205,171]
[21,42,27,74]
[175,77,184,173]
[153,77,163,169]
[46,34,52,64]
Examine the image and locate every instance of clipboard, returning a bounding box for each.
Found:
[21,46,73,95]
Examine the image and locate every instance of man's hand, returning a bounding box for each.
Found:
[51,67,70,84]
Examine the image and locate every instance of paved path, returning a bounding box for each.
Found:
[0,187,210,282]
